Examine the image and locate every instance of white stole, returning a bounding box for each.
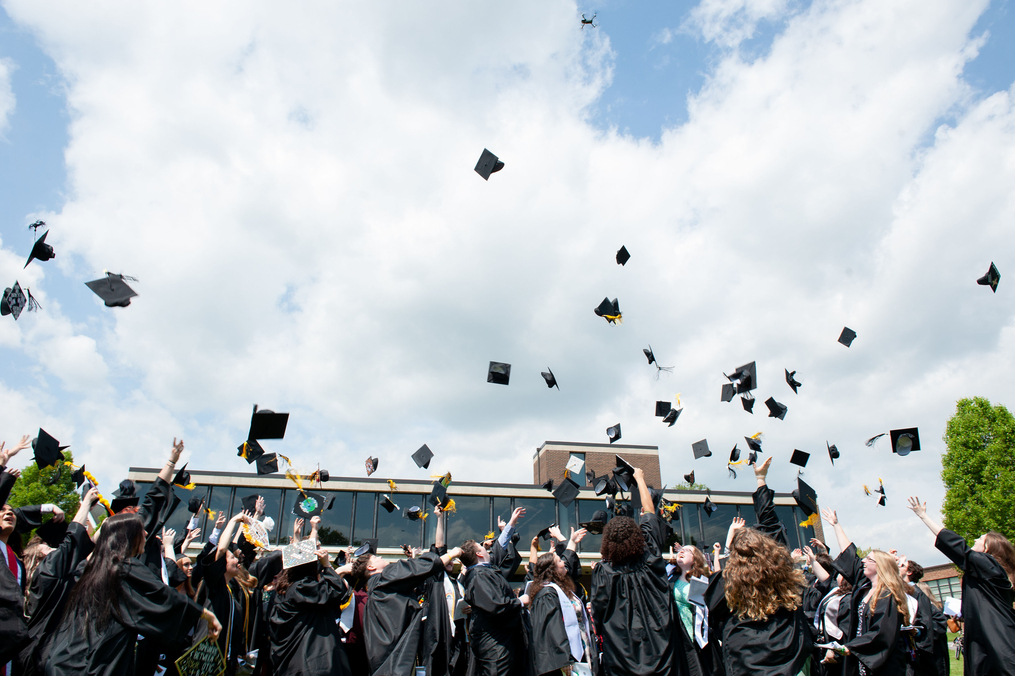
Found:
[339,593,356,633]
[545,582,587,662]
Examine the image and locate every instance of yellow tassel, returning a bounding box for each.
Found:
[749,432,763,441]
[863,485,871,496]
[442,498,457,514]
[286,469,304,493]
[278,454,292,468]
[387,479,398,492]
[174,482,196,490]
[484,531,495,541]
[420,512,428,521]
[799,512,820,528]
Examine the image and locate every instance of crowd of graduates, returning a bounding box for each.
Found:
[0,435,1013,676]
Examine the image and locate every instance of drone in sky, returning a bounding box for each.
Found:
[581,13,597,28]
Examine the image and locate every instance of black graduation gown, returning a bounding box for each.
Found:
[462,562,527,676]
[591,512,688,676]
[906,586,943,676]
[43,558,204,676]
[269,567,352,676]
[364,552,443,676]
[248,550,283,675]
[528,585,599,676]
[198,551,256,675]
[704,485,811,676]
[935,528,1015,676]
[421,546,469,676]
[20,522,94,676]
[0,474,31,668]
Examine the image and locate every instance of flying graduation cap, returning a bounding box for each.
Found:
[863,479,887,506]
[741,393,755,413]
[703,496,718,517]
[365,456,379,476]
[474,149,504,180]
[727,445,747,478]
[977,262,1000,293]
[785,369,802,394]
[542,478,554,492]
[662,408,681,427]
[683,471,694,485]
[487,362,511,385]
[765,397,788,420]
[616,246,630,266]
[792,476,818,516]
[248,405,289,440]
[172,464,196,490]
[24,229,55,268]
[256,453,279,475]
[404,505,428,522]
[725,361,757,393]
[238,439,266,464]
[606,424,622,444]
[32,429,67,469]
[745,434,763,452]
[655,401,671,417]
[643,345,673,379]
[552,477,581,507]
[292,491,325,519]
[85,272,139,308]
[541,368,559,389]
[866,428,920,456]
[721,383,735,403]
[827,442,840,465]
[412,444,434,469]
[380,495,399,513]
[789,449,810,468]
[594,297,622,324]
[692,439,711,460]
[1,282,40,320]
[838,327,856,347]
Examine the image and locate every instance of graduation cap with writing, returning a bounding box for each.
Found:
[565,454,585,480]
[282,539,318,570]
[606,424,622,444]
[692,439,712,460]
[474,148,504,180]
[838,327,856,347]
[792,476,818,516]
[487,362,511,385]
[541,368,559,390]
[412,444,434,469]
[256,453,279,475]
[977,262,1000,293]
[35,520,68,548]
[248,405,289,440]
[580,509,608,535]
[616,246,630,266]
[765,397,788,420]
[827,441,840,465]
[32,429,67,469]
[172,464,195,491]
[703,496,718,517]
[85,273,138,308]
[24,229,55,268]
[238,439,265,464]
[789,449,810,468]
[380,495,399,513]
[785,369,802,394]
[662,408,681,427]
[365,456,379,476]
[553,477,581,507]
[111,479,139,513]
[1,282,38,321]
[354,539,378,557]
[741,393,755,413]
[594,297,621,324]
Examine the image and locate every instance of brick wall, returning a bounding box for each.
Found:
[534,444,662,489]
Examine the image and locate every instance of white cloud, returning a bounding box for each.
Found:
[0,58,15,136]
[685,0,793,48]
[1,0,1012,563]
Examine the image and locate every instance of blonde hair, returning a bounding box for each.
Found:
[868,550,911,625]
[724,528,806,621]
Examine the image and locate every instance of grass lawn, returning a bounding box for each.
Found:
[947,633,963,676]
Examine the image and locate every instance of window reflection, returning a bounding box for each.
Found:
[512,498,556,546]
[682,504,702,548]
[577,500,610,553]
[438,496,491,547]
[376,494,424,549]
[353,492,376,545]
[315,492,353,547]
[774,506,800,549]
[493,497,512,530]
[200,486,234,541]
[700,503,739,553]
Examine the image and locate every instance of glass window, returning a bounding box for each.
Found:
[700,503,739,553]
[353,492,376,546]
[437,496,491,548]
[163,489,199,543]
[493,497,512,530]
[774,506,800,549]
[557,500,579,540]
[316,492,353,547]
[738,503,756,526]
[796,507,816,548]
[200,485,234,541]
[512,497,556,546]
[376,494,424,549]
[678,504,702,548]
[577,500,609,554]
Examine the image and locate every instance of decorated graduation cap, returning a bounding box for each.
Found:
[32,429,66,469]
[365,456,379,476]
[765,397,787,420]
[580,509,608,534]
[354,539,378,557]
[380,495,399,513]
[827,441,840,465]
[282,539,318,569]
[792,476,818,516]
[24,229,55,268]
[256,453,279,475]
[606,424,622,444]
[977,262,1000,293]
[487,361,511,385]
[790,449,810,468]
[565,454,585,479]
[692,439,711,460]
[1,282,39,320]
[412,444,434,469]
[541,368,559,389]
[85,272,139,308]
[237,439,266,464]
[662,408,680,427]
[247,404,289,440]
[838,327,856,347]
[594,297,621,324]
[683,470,694,485]
[110,479,139,513]
[172,464,195,491]
[741,393,755,413]
[785,369,802,394]
[474,148,504,180]
[616,246,630,266]
[553,477,581,507]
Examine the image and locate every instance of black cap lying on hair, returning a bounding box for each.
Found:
[553,477,581,507]
[354,539,378,557]
[977,262,1000,293]
[256,453,279,475]
[365,456,379,476]
[765,397,787,420]
[238,439,265,464]
[188,496,204,514]
[692,439,711,460]
[248,405,289,440]
[1,283,26,320]
[487,361,511,385]
[838,327,856,347]
[890,428,920,455]
[85,273,138,308]
[785,369,801,394]
[474,148,504,180]
[541,368,559,390]
[655,400,670,417]
[32,429,66,469]
[616,246,630,266]
[790,449,810,467]
[24,230,55,268]
[606,424,622,443]
[792,476,818,516]
[412,444,434,469]
[827,441,839,465]
[662,408,680,427]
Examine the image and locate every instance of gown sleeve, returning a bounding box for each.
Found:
[375,553,444,592]
[833,543,864,588]
[468,568,523,615]
[118,559,206,650]
[14,505,44,534]
[25,522,93,619]
[0,469,15,508]
[844,591,901,672]
[289,567,351,609]
[528,588,572,675]
[248,549,283,587]
[935,528,1009,581]
[490,537,522,580]
[752,485,787,547]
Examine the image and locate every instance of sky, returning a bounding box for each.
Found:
[1,0,1014,565]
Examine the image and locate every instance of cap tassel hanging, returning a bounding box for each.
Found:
[26,289,40,313]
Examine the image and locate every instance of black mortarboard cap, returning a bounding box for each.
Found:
[733,361,758,392]
[748,451,758,465]
[644,346,656,365]
[594,476,616,496]
[248,405,289,440]
[238,439,265,463]
[745,436,763,452]
[838,327,856,347]
[32,429,65,469]
[241,494,260,514]
[721,383,735,402]
[692,439,711,460]
[35,520,68,548]
[404,505,427,521]
[606,424,622,444]
[412,444,434,469]
[256,453,279,475]
[188,496,204,514]
[765,397,787,420]
[889,428,920,456]
[487,361,511,385]
[785,369,801,394]
[827,441,839,465]
[977,262,1000,293]
[683,471,694,484]
[729,445,741,463]
[474,148,504,180]
[293,492,325,518]
[580,509,608,534]
[662,408,680,426]
[655,401,670,417]
[613,454,634,483]
[594,297,621,323]
[703,497,718,516]
[553,477,581,507]
[428,480,448,507]
[537,525,554,541]
[315,469,330,483]
[24,230,55,268]
[84,273,138,308]
[354,538,378,557]
[326,496,335,510]
[365,456,379,475]
[792,476,818,516]
[1,283,27,320]
[380,495,398,513]
[71,465,86,487]
[172,464,194,489]
[541,368,559,389]
[542,479,554,492]
[616,246,630,266]
[110,494,140,513]
[741,394,755,413]
[790,449,810,467]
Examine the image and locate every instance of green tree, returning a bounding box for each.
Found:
[8,453,81,516]
[941,397,1015,543]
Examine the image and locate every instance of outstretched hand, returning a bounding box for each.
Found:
[170,438,184,463]
[821,508,838,526]
[754,456,772,484]
[907,497,927,518]
[509,507,526,527]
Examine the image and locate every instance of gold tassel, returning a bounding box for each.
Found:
[387,479,398,492]
[799,512,820,528]
[441,498,457,514]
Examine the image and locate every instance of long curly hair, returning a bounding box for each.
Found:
[983,532,1015,589]
[723,527,805,621]
[600,516,645,565]
[867,550,911,625]
[528,552,575,600]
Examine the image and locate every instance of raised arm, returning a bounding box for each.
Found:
[440,546,463,569]
[725,516,745,552]
[0,435,30,468]
[216,513,249,561]
[907,497,943,536]
[434,507,446,550]
[163,528,177,561]
[567,527,587,553]
[821,508,852,553]
[73,487,99,525]
[309,516,321,547]
[804,546,831,582]
[633,467,653,516]
[158,437,184,484]
[500,507,525,547]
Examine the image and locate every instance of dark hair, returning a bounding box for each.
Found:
[62,513,145,631]
[907,561,925,583]
[459,540,482,568]
[600,516,645,565]
[272,560,319,596]
[350,552,373,589]
[528,552,575,600]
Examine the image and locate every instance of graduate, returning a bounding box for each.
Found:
[908,496,1015,676]
[527,550,598,676]
[421,507,469,676]
[669,543,714,676]
[356,537,462,675]
[43,512,221,675]
[592,464,688,676]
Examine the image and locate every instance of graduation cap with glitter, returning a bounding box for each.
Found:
[785,369,802,394]
[282,539,318,569]
[594,297,621,324]
[977,262,1000,293]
